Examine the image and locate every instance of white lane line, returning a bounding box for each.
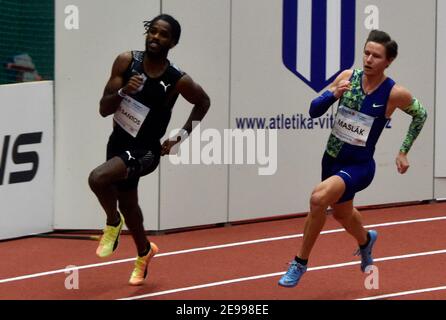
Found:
[357,286,446,300]
[1,215,446,284]
[156,215,446,257]
[120,249,446,300]
[0,259,135,284]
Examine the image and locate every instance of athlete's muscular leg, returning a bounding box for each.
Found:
[88,157,128,225]
[298,176,346,259]
[332,201,368,246]
[118,189,149,255]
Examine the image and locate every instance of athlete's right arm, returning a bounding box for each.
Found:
[309,69,353,118]
[99,52,133,117]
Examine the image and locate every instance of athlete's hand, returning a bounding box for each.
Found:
[161,139,180,156]
[396,152,410,174]
[332,80,351,99]
[122,75,144,95]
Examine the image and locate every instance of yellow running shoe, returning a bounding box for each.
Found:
[128,242,159,286]
[96,213,124,258]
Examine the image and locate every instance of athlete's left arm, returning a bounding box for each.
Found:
[161,74,211,155]
[391,86,428,174]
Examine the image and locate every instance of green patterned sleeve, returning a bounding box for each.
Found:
[400,98,427,154]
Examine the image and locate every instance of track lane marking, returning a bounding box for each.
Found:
[1,215,446,284]
[357,286,446,300]
[120,248,446,300]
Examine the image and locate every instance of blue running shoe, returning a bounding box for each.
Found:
[278,261,307,288]
[354,230,378,272]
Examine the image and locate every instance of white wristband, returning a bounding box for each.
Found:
[174,129,189,142]
[117,88,127,98]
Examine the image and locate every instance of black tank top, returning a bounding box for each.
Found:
[110,50,185,149]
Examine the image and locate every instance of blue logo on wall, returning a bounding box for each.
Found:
[283,0,356,92]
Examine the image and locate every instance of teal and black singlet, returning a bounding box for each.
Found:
[321,69,395,203]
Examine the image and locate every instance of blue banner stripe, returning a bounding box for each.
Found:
[311,0,327,89]
[282,0,298,73]
[340,0,356,70]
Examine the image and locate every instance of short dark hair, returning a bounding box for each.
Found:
[144,14,181,45]
[366,29,398,60]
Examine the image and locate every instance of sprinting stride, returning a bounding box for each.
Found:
[88,14,210,285]
[279,30,427,287]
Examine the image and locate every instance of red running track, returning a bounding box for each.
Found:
[0,202,446,300]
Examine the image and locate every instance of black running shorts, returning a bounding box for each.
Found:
[106,141,161,191]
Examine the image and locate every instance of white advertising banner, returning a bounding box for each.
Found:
[0,81,54,240]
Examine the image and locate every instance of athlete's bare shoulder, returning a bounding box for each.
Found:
[390,84,413,109]
[328,69,353,91]
[338,69,354,80]
[111,51,132,74]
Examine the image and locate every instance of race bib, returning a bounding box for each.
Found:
[332,105,375,147]
[113,96,150,138]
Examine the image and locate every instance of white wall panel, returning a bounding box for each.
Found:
[435,179,446,200]
[229,0,324,221]
[436,0,446,177]
[159,0,230,229]
[435,0,446,198]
